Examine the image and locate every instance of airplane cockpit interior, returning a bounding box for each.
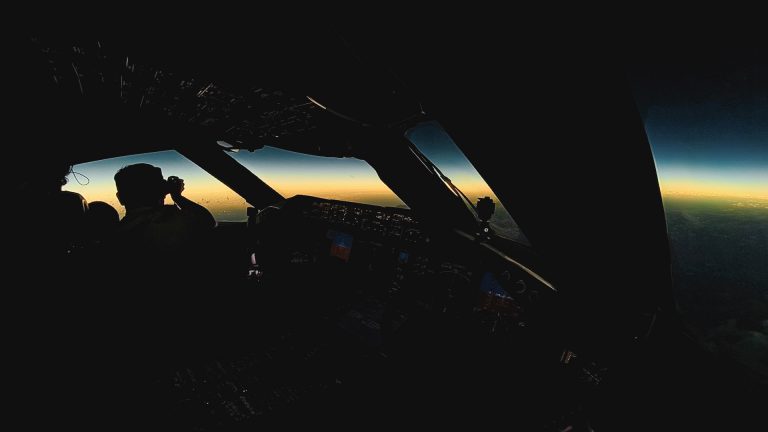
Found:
[8,24,766,430]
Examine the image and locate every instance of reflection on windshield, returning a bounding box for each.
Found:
[406,121,529,245]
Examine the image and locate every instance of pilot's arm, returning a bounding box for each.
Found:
[167,177,216,229]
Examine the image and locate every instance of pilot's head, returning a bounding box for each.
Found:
[114,163,166,210]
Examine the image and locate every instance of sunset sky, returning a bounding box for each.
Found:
[644,105,767,200]
[629,44,767,201]
[642,102,767,200]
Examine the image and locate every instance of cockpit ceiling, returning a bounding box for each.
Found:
[32,36,332,150]
[27,32,426,161]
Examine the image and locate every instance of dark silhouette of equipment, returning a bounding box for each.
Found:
[476,196,495,238]
[86,201,119,242]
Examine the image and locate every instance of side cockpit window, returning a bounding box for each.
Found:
[631,49,768,376]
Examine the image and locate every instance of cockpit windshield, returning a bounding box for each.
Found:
[64,148,405,223]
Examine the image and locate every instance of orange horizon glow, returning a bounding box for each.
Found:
[659,180,768,201]
[67,177,500,220]
[654,164,768,201]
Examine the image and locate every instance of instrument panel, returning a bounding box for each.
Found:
[255,195,555,342]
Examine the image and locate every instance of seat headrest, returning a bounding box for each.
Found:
[50,191,88,249]
[55,191,88,221]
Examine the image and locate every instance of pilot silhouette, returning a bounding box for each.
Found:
[112,163,215,279]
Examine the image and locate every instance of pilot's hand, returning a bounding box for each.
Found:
[167,176,185,198]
